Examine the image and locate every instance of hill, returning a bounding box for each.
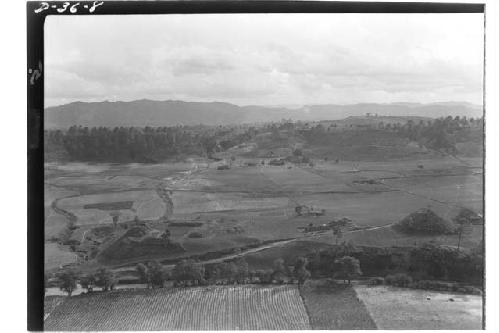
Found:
[45,100,483,128]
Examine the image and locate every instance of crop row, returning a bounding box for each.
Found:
[44,285,311,330]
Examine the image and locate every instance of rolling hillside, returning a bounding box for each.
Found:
[45,100,483,128]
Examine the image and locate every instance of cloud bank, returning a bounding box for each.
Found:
[45,13,484,107]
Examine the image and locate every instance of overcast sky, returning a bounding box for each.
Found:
[45,14,484,107]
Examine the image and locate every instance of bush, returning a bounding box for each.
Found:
[413,280,482,295]
[393,208,456,235]
[385,273,413,287]
[187,231,203,238]
[368,277,385,285]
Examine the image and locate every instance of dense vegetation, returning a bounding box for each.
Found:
[392,208,457,235]
[50,239,483,298]
[44,115,483,163]
[45,125,256,162]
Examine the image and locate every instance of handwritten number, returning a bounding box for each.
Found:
[35,1,102,14]
[34,2,49,13]
[56,2,70,13]
[89,1,104,13]
[70,2,80,13]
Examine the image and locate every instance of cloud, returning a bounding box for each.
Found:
[45,13,484,107]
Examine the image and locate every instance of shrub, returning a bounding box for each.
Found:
[385,273,413,287]
[393,208,456,235]
[368,277,385,285]
[412,280,474,293]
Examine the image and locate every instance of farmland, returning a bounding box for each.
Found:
[44,285,311,330]
[43,118,483,329]
[354,285,483,329]
[300,280,377,329]
[43,151,483,273]
[44,282,483,330]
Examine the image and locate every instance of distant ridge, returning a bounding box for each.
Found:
[45,99,483,128]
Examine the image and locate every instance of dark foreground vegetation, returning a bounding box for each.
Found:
[48,238,483,297]
[45,115,483,162]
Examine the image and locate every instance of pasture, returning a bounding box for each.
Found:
[57,190,166,226]
[44,285,311,330]
[354,285,483,329]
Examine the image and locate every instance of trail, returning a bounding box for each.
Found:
[158,223,393,271]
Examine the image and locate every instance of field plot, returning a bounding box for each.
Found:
[342,224,483,249]
[57,190,166,225]
[354,285,483,330]
[383,173,483,212]
[299,280,376,330]
[193,168,280,193]
[44,285,311,330]
[45,186,78,239]
[171,191,290,215]
[295,191,453,227]
[47,175,159,194]
[45,243,77,270]
[260,166,354,193]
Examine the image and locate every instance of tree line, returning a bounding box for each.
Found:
[48,238,483,297]
[45,125,256,163]
[45,115,482,163]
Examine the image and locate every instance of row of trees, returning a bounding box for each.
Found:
[49,238,482,296]
[307,240,483,284]
[52,268,117,296]
[50,254,363,296]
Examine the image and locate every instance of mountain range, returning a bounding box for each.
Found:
[45,100,483,128]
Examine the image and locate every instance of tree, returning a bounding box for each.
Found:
[172,260,205,284]
[293,257,311,285]
[95,268,116,291]
[256,269,273,284]
[229,259,249,283]
[453,208,475,251]
[136,263,152,288]
[80,274,96,293]
[221,262,239,283]
[148,261,168,288]
[272,258,288,283]
[334,256,362,284]
[57,270,77,296]
[332,226,343,245]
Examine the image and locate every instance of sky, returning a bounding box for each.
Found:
[45,13,484,107]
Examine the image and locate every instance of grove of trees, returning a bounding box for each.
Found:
[45,125,256,163]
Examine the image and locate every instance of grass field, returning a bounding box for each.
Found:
[354,285,483,329]
[44,285,311,330]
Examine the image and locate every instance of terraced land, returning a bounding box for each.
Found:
[44,285,311,330]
